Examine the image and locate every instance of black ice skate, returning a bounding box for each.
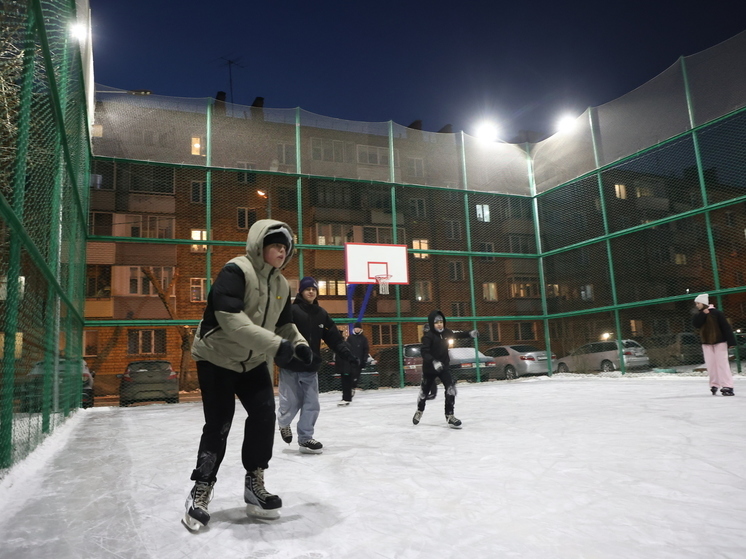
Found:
[279,425,292,444]
[711,386,718,395]
[721,387,735,396]
[298,438,323,454]
[412,410,423,425]
[244,468,282,519]
[446,414,462,429]
[182,480,214,532]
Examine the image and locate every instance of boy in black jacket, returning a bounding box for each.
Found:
[337,322,372,406]
[413,310,477,428]
[277,277,359,453]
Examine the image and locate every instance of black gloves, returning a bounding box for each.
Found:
[295,344,314,366]
[274,340,295,367]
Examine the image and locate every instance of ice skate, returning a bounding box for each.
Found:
[446,414,462,429]
[244,468,282,519]
[721,387,735,396]
[337,400,350,406]
[711,386,718,395]
[182,480,214,532]
[412,409,423,425]
[279,425,292,444]
[298,438,323,454]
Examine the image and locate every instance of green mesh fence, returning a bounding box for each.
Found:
[85,32,746,400]
[0,0,91,477]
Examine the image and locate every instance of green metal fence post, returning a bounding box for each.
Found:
[388,121,405,387]
[527,143,553,376]
[589,107,625,373]
[296,107,305,275]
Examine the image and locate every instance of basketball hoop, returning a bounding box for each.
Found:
[375,274,393,295]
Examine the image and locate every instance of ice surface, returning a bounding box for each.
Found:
[1,375,745,559]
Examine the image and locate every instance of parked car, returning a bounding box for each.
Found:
[643,333,704,367]
[555,340,649,373]
[483,345,557,379]
[317,347,379,393]
[118,360,179,406]
[20,358,94,412]
[376,343,495,386]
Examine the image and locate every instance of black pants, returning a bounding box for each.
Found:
[417,370,456,415]
[340,368,361,402]
[190,360,276,483]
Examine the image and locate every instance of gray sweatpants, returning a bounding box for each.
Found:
[277,369,320,443]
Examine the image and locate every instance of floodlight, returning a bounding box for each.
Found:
[557,115,577,133]
[475,122,499,142]
[71,23,87,43]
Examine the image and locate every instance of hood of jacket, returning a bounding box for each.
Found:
[427,309,446,332]
[246,219,295,271]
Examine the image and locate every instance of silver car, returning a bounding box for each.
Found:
[483,345,557,379]
[556,340,649,373]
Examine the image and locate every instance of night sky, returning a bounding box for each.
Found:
[89,0,746,141]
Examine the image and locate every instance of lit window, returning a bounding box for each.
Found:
[615,183,627,199]
[191,230,208,253]
[412,239,429,259]
[483,282,498,301]
[476,204,491,222]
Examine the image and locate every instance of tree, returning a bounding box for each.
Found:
[140,267,196,390]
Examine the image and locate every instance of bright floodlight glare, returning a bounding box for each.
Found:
[475,122,499,142]
[71,23,87,42]
[557,115,576,133]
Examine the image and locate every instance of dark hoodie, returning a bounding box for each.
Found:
[421,309,472,376]
[284,292,356,373]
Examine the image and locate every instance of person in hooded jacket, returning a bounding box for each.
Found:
[337,321,373,406]
[692,293,736,396]
[278,277,360,453]
[183,219,312,532]
[413,310,478,428]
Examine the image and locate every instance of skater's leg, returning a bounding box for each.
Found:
[296,372,320,443]
[277,368,302,428]
[441,370,457,416]
[191,361,237,483]
[235,362,276,471]
[341,372,352,402]
[418,375,437,411]
[708,342,734,391]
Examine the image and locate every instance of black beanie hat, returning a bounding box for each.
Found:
[263,228,291,249]
[354,322,362,329]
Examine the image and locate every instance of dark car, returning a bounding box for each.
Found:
[317,347,379,393]
[20,358,94,412]
[376,343,495,386]
[118,360,179,406]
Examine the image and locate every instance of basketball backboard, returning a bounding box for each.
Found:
[344,243,409,285]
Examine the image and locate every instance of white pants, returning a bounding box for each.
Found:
[702,342,733,389]
[277,369,320,443]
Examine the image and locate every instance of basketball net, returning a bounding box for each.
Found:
[375,274,392,295]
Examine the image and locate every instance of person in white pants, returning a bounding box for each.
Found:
[692,293,736,396]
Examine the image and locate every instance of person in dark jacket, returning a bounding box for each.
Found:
[337,322,372,406]
[278,277,360,453]
[692,293,736,396]
[413,310,478,428]
[183,219,312,532]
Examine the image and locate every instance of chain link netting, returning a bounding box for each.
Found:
[0,0,91,478]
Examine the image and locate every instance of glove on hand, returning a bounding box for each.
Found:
[470,329,479,339]
[433,359,444,372]
[295,344,314,366]
[274,339,295,367]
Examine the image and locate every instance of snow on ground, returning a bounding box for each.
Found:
[1,375,744,559]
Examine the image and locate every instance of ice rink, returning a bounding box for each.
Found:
[1,375,745,559]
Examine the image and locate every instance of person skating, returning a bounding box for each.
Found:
[413,310,478,428]
[337,322,373,406]
[278,277,360,453]
[692,293,736,396]
[182,220,313,532]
